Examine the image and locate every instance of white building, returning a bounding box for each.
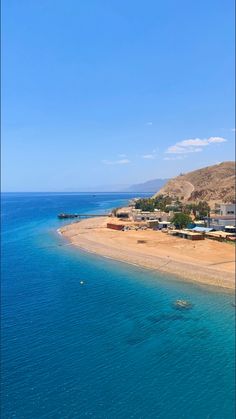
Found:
[132,211,158,222]
[207,215,236,230]
[131,210,170,222]
[214,203,235,216]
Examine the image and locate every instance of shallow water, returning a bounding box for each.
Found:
[1,193,235,418]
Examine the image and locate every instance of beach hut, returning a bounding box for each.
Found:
[168,229,205,240]
[205,231,236,241]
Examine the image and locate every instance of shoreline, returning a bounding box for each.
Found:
[59,217,235,291]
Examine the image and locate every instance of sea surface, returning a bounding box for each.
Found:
[1,193,235,419]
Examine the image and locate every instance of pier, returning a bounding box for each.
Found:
[57,213,109,219]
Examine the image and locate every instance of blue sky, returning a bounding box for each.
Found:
[2,0,235,191]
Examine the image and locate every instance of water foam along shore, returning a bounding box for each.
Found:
[59,216,235,291]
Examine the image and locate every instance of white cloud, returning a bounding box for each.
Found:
[141,147,159,160]
[231,128,236,132]
[142,154,156,159]
[164,155,186,161]
[118,154,127,158]
[166,145,203,154]
[102,158,130,165]
[166,136,227,154]
[146,121,153,126]
[208,136,227,143]
[178,139,209,147]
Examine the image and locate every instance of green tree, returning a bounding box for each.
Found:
[171,213,192,229]
[135,198,155,211]
[195,201,210,219]
[182,201,210,219]
[135,195,175,212]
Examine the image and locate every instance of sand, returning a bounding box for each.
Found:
[59,217,235,291]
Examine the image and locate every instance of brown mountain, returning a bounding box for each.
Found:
[154,161,235,205]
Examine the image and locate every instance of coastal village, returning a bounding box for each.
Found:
[60,196,236,290]
[60,162,235,290]
[107,198,236,243]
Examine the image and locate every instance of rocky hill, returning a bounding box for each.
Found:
[154,161,235,205]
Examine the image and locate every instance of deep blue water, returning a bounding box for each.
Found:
[1,193,235,419]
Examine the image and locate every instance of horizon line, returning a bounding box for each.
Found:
[1,191,153,194]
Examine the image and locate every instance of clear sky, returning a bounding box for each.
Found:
[2,0,235,191]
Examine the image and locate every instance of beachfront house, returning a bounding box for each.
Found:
[206,215,236,231]
[205,231,236,241]
[147,220,172,229]
[153,209,170,221]
[168,229,205,240]
[132,209,171,223]
[213,203,235,216]
[132,210,158,222]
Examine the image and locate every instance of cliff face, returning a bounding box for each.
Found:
[154,162,235,205]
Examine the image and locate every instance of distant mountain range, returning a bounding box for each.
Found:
[154,161,235,204]
[63,179,169,193]
[62,161,235,199]
[125,178,169,193]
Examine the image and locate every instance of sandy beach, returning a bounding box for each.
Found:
[60,217,235,290]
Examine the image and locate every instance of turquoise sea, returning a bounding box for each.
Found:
[1,193,235,418]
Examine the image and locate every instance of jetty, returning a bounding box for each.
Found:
[57,213,109,219]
